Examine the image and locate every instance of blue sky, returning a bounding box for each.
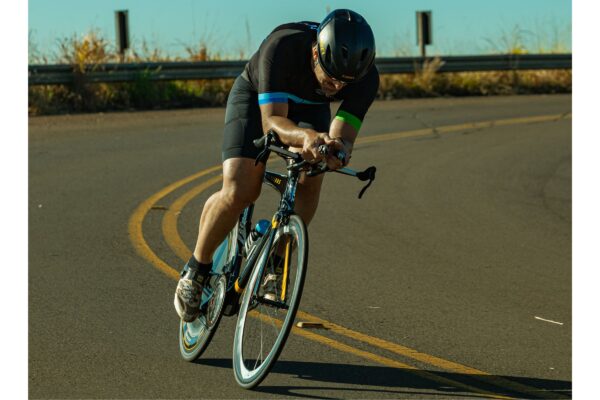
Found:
[28,0,572,60]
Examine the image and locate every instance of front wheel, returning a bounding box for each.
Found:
[232,214,308,389]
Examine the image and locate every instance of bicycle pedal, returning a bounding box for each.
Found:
[255,296,289,310]
[222,288,241,316]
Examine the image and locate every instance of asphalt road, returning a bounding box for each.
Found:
[29,94,571,399]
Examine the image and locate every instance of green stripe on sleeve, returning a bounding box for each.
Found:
[335,110,362,131]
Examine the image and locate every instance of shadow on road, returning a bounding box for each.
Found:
[195,358,571,399]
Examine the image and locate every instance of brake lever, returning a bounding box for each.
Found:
[356,166,376,182]
[356,166,376,199]
[358,180,373,199]
[307,143,376,198]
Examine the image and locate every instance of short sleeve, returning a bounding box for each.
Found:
[334,66,380,131]
[257,36,291,105]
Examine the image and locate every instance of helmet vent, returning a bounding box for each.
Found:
[360,49,369,61]
[341,46,349,60]
[325,45,332,63]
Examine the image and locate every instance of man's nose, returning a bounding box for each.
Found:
[332,80,345,90]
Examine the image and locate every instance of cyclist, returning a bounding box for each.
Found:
[175,9,380,321]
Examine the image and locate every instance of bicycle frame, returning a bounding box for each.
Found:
[208,129,375,314]
[234,166,301,296]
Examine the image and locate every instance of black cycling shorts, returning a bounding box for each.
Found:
[222,75,331,162]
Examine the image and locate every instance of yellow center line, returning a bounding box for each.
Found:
[162,175,224,261]
[128,113,570,399]
[356,113,570,145]
[128,165,222,279]
[294,311,567,399]
[159,173,566,400]
[295,311,483,374]
[249,311,514,400]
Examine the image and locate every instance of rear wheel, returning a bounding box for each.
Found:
[179,275,226,361]
[232,214,308,388]
[179,225,238,361]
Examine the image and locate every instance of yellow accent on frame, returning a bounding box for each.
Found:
[234,279,243,294]
[281,237,291,301]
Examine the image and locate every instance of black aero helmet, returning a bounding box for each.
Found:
[316,9,376,83]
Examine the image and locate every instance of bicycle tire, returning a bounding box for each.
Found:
[232,214,308,388]
[179,225,238,361]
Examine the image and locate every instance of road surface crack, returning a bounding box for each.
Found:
[411,111,441,138]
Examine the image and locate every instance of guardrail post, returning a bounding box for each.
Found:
[416,11,432,58]
[115,10,130,63]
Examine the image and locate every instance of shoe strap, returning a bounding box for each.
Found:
[181,262,211,284]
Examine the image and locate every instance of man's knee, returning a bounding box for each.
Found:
[221,183,261,210]
[220,157,264,210]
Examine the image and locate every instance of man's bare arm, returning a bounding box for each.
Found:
[260,102,334,162]
[325,117,358,168]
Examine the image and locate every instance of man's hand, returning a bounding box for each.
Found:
[302,130,332,163]
[302,132,352,170]
[324,137,352,170]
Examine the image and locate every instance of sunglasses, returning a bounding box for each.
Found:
[315,56,348,86]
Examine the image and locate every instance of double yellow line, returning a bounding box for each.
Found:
[128,114,570,399]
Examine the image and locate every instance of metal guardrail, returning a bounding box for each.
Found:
[28,54,571,86]
[376,54,572,73]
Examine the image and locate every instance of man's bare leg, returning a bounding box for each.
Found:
[288,145,326,226]
[293,172,325,226]
[175,158,265,321]
[193,157,265,264]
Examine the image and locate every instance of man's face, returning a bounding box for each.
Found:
[312,47,347,97]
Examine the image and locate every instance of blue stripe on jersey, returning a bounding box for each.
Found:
[258,92,326,105]
[287,94,326,105]
[258,92,288,105]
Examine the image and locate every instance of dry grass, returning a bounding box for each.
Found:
[379,57,571,99]
[28,30,235,115]
[29,30,571,116]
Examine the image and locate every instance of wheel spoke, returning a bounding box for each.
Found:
[263,305,282,337]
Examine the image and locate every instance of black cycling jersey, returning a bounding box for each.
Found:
[222,75,331,161]
[241,21,379,132]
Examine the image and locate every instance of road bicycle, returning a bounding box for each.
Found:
[178,130,376,388]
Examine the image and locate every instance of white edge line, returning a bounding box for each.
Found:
[534,316,564,325]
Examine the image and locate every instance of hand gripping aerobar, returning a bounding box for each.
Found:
[253,130,376,199]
